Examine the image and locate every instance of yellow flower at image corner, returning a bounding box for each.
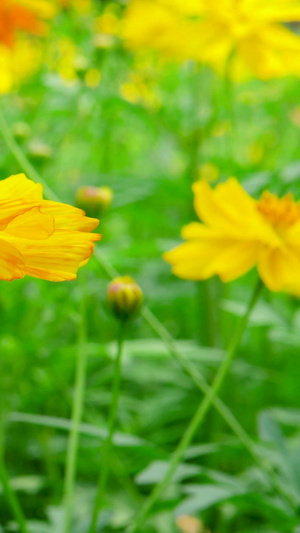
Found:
[0,37,42,94]
[164,178,300,295]
[0,173,101,281]
[0,0,56,48]
[122,0,300,80]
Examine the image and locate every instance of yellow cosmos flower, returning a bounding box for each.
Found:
[123,0,300,79]
[0,173,100,282]
[0,37,41,94]
[164,178,300,294]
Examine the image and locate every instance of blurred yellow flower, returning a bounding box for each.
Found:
[0,0,55,47]
[85,68,101,88]
[0,37,41,94]
[123,0,300,79]
[95,7,120,37]
[0,173,100,281]
[164,178,300,294]
[120,72,160,109]
[46,37,88,84]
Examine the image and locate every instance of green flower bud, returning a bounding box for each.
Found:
[28,140,53,161]
[107,276,143,321]
[12,122,31,141]
[76,186,113,218]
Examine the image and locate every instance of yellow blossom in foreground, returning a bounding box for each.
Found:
[0,173,100,281]
[123,0,300,79]
[164,178,300,294]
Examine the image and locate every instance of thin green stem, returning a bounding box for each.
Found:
[63,277,88,533]
[141,306,257,460]
[0,460,29,533]
[128,279,264,533]
[88,321,126,533]
[143,300,294,506]
[0,107,59,201]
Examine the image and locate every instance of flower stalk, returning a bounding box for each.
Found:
[88,320,126,533]
[63,277,88,533]
[128,278,264,533]
[0,460,29,533]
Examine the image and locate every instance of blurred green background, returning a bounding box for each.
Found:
[2,2,300,532]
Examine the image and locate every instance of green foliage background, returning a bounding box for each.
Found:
[2,3,300,533]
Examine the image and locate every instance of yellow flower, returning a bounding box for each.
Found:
[122,0,300,79]
[0,0,55,48]
[120,73,160,109]
[0,37,41,94]
[164,178,300,294]
[95,8,120,37]
[46,36,89,84]
[0,173,101,281]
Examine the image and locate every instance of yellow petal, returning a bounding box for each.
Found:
[4,207,54,240]
[258,246,300,292]
[253,0,300,22]
[0,239,25,280]
[181,222,212,240]
[15,230,101,282]
[164,237,259,282]
[16,0,57,18]
[0,174,42,200]
[192,178,278,244]
[40,200,99,231]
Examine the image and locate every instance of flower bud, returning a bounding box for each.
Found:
[76,186,113,218]
[12,121,31,141]
[107,276,143,321]
[28,140,53,161]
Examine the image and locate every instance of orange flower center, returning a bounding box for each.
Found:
[257,191,300,230]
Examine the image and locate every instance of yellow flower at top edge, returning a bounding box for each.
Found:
[164,178,300,294]
[0,173,101,281]
[122,0,300,80]
[0,0,56,48]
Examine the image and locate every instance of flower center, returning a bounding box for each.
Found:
[257,191,300,230]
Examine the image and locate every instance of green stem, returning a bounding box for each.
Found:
[0,107,58,201]
[88,321,126,533]
[63,277,88,533]
[142,305,294,505]
[128,279,264,533]
[141,306,257,460]
[0,460,29,533]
